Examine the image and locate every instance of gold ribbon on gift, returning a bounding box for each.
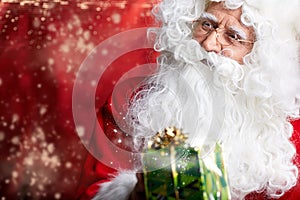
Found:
[147,127,188,199]
[145,127,231,200]
[148,127,188,149]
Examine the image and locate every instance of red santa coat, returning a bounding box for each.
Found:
[75,75,300,200]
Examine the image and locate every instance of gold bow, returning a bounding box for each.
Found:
[148,127,188,149]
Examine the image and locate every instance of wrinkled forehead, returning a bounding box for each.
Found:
[205,1,255,39]
[206,2,242,20]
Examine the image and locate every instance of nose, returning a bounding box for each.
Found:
[200,31,221,53]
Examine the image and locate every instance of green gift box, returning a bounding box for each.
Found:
[142,127,231,200]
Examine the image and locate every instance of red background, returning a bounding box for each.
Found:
[0,1,299,200]
[0,1,157,199]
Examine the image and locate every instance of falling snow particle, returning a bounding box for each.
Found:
[0,132,5,141]
[9,124,15,130]
[38,184,44,191]
[12,114,19,123]
[40,106,47,115]
[76,126,85,137]
[101,49,108,56]
[41,150,60,168]
[28,30,33,35]
[24,156,34,166]
[35,127,45,140]
[11,136,19,145]
[111,13,121,24]
[31,135,37,143]
[60,43,70,53]
[30,178,37,186]
[47,143,55,154]
[83,31,90,41]
[91,80,97,87]
[54,193,61,199]
[12,171,18,178]
[48,24,56,32]
[0,78,2,86]
[66,65,72,73]
[48,58,54,66]
[33,17,41,28]
[65,162,72,169]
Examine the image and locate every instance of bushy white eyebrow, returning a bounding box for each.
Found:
[200,12,249,40]
[200,12,218,23]
[229,26,247,40]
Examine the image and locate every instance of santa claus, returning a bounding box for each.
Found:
[76,0,300,199]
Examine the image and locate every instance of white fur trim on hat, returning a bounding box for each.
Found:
[92,171,137,200]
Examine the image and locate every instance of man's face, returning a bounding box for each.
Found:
[193,2,255,64]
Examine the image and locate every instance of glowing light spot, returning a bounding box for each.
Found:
[48,58,54,66]
[54,193,61,199]
[33,17,40,28]
[47,24,56,32]
[38,184,44,191]
[24,156,34,166]
[91,80,97,86]
[12,171,18,178]
[39,106,47,115]
[11,136,19,145]
[65,162,72,169]
[12,114,19,123]
[0,132,5,141]
[47,143,55,154]
[9,124,15,130]
[101,49,108,55]
[111,13,121,24]
[76,126,85,137]
[59,43,70,53]
[83,31,90,41]
[30,178,37,186]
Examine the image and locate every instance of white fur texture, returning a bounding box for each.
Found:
[92,171,137,200]
[126,0,300,199]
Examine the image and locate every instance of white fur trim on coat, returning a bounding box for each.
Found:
[92,171,137,200]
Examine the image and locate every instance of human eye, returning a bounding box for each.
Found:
[226,31,240,41]
[201,20,214,31]
[224,31,243,45]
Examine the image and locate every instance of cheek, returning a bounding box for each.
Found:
[232,51,245,64]
[222,49,248,64]
[193,32,204,43]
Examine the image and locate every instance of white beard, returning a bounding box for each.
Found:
[126,48,298,199]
